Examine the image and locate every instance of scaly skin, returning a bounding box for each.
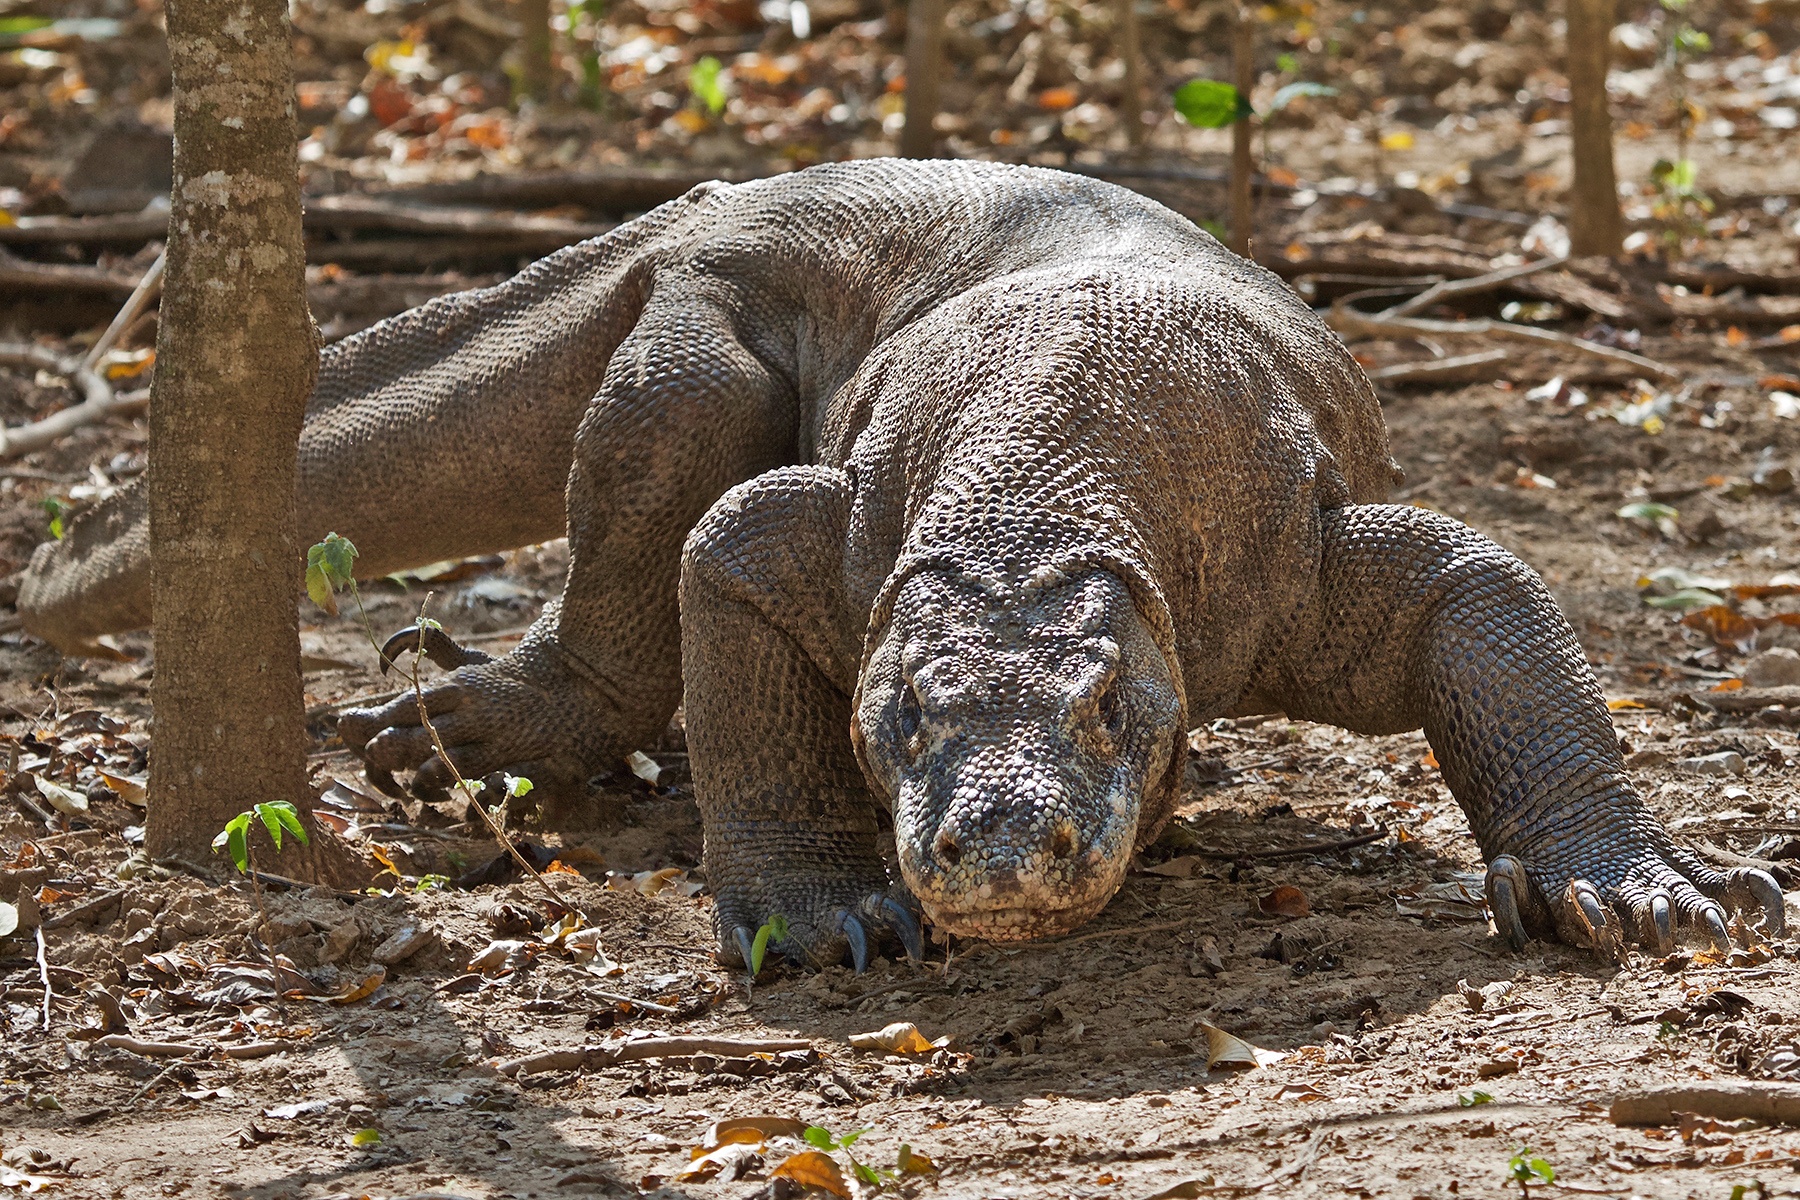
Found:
[17,160,1784,967]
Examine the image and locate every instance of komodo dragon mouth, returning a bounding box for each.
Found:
[855,567,1184,942]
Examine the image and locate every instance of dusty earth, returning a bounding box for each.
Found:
[6,0,1800,1195]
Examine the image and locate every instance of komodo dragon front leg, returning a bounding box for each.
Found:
[339,290,800,799]
[1255,504,1785,956]
[680,465,924,971]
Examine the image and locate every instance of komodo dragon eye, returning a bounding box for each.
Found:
[1096,680,1125,740]
[897,682,924,755]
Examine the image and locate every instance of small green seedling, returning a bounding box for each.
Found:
[1730,1182,1769,1200]
[213,800,310,965]
[1507,1148,1554,1197]
[689,55,726,115]
[307,533,389,660]
[40,496,68,541]
[804,1125,890,1187]
[1172,78,1252,129]
[750,913,789,976]
[1458,1090,1494,1107]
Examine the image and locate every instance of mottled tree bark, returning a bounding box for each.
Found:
[1568,0,1623,257]
[518,0,553,103]
[900,0,944,159]
[1114,0,1143,148]
[146,0,322,864]
[1228,5,1254,256]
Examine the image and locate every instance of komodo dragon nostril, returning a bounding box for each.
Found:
[1050,823,1079,860]
[934,830,963,867]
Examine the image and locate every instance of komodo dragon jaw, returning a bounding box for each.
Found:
[855,568,1183,942]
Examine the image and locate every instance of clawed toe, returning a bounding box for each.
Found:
[734,926,757,972]
[1727,869,1788,938]
[878,895,926,962]
[1701,903,1731,951]
[1485,854,1531,951]
[379,623,494,676]
[1566,879,1625,964]
[839,913,870,974]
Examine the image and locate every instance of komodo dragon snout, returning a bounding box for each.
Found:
[856,569,1183,942]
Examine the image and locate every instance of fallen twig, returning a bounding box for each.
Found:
[1366,349,1510,385]
[1328,305,1682,381]
[79,249,164,374]
[35,926,51,1031]
[97,1033,209,1058]
[1611,1083,1800,1127]
[42,887,126,930]
[1382,255,1569,319]
[1190,824,1389,862]
[496,1034,815,1076]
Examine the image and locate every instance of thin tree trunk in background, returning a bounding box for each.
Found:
[519,0,553,104]
[1567,0,1623,256]
[1115,0,1144,148]
[1228,5,1254,256]
[901,0,944,158]
[146,0,322,865]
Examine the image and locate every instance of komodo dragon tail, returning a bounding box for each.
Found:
[16,188,710,654]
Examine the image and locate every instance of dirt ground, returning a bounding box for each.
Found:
[6,0,1800,1195]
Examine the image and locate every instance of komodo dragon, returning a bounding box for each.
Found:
[17,158,1784,969]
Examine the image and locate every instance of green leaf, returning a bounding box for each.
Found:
[213,813,252,873]
[1673,25,1710,54]
[0,16,54,33]
[349,1127,383,1147]
[1617,501,1679,523]
[1269,80,1337,112]
[689,55,727,114]
[1642,587,1727,611]
[1458,1090,1493,1107]
[1173,78,1252,128]
[457,778,486,796]
[263,800,309,848]
[1276,52,1298,74]
[766,913,789,941]
[1651,158,1699,193]
[310,532,358,585]
[305,563,337,615]
[418,616,443,632]
[415,873,451,890]
[838,1127,867,1149]
[256,802,286,851]
[851,1161,881,1186]
[39,496,68,541]
[751,923,774,976]
[1508,1149,1554,1186]
[803,1126,837,1151]
[505,774,534,799]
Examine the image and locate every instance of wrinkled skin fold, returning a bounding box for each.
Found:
[19,160,1785,967]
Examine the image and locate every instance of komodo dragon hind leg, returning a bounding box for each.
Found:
[681,466,925,972]
[1254,503,1786,961]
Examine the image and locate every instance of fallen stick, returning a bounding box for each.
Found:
[97,1033,210,1057]
[35,926,52,1031]
[42,887,126,930]
[0,211,169,246]
[1611,1083,1800,1127]
[80,249,164,374]
[305,195,611,241]
[1693,685,1800,713]
[1367,349,1511,385]
[497,1034,815,1076]
[0,253,141,299]
[1382,255,1569,319]
[1191,824,1389,862]
[1327,306,1682,381]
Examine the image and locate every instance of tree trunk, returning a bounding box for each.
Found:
[1228,5,1255,256]
[900,0,944,159]
[1115,0,1144,148]
[1567,0,1623,257]
[518,0,553,104]
[146,0,322,866]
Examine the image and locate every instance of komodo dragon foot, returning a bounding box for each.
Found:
[337,622,618,802]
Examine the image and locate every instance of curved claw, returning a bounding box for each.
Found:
[378,623,494,676]
[1649,893,1674,955]
[1735,869,1788,938]
[734,926,758,975]
[1701,903,1732,951]
[1569,880,1624,964]
[840,913,870,974]
[881,896,926,963]
[1485,855,1530,951]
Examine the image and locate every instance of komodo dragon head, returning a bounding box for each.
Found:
[854,567,1185,942]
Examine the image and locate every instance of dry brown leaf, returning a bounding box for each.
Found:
[897,1145,937,1175]
[327,965,386,1004]
[1257,884,1311,918]
[33,776,87,815]
[676,1142,760,1183]
[97,771,147,806]
[769,1151,850,1197]
[700,1116,809,1152]
[1142,856,1202,879]
[1197,1022,1285,1070]
[847,1021,946,1054]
